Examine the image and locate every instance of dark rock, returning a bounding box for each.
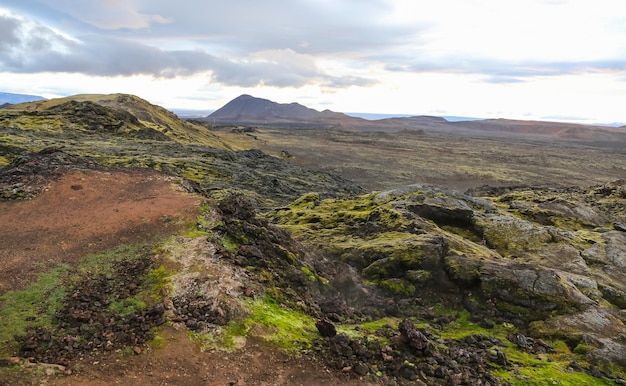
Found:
[512,333,534,350]
[353,362,369,376]
[399,363,419,380]
[316,318,337,338]
[398,319,429,351]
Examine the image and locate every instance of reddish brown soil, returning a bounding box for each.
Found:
[0,169,200,295]
[48,328,364,386]
[0,169,366,386]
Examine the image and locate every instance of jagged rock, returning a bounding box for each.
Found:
[274,181,626,377]
[315,318,337,338]
[532,307,626,367]
[398,319,429,351]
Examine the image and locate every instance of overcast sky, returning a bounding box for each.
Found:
[1,0,625,123]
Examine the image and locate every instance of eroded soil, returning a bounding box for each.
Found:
[0,166,364,386]
[0,169,199,295]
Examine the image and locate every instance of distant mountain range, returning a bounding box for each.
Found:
[0,92,46,105]
[206,94,626,142]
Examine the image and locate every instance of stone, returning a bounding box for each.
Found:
[398,319,429,351]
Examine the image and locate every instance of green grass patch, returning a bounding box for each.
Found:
[76,243,145,277]
[108,297,147,315]
[493,362,608,385]
[0,265,67,356]
[243,296,317,355]
[220,235,241,254]
[148,332,167,350]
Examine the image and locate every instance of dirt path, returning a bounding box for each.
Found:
[0,168,367,386]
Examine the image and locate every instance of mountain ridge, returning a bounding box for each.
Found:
[206,94,626,142]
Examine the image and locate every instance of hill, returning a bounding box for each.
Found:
[207,94,432,132]
[1,93,626,385]
[207,94,626,143]
[0,93,230,146]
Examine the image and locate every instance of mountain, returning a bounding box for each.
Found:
[207,94,626,143]
[207,94,439,132]
[0,92,45,105]
[208,94,352,126]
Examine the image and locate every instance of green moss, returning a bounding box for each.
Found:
[378,278,416,296]
[0,155,9,165]
[441,224,483,243]
[336,317,400,344]
[0,266,67,356]
[300,267,317,282]
[494,362,609,385]
[219,320,248,350]
[146,265,171,297]
[480,218,552,256]
[220,235,241,254]
[291,192,320,209]
[109,297,146,315]
[242,296,317,355]
[0,242,173,357]
[405,270,431,284]
[573,343,594,355]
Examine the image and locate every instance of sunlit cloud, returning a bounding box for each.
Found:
[0,0,624,123]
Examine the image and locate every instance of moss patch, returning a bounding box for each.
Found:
[0,267,67,356]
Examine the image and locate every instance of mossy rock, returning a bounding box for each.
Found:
[349,233,446,275]
[378,278,416,296]
[476,213,553,256]
[479,261,594,321]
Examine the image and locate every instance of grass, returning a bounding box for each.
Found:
[0,243,173,357]
[188,295,318,356]
[0,266,67,356]
[242,296,317,355]
[108,297,147,315]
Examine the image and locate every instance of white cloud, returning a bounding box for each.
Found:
[38,0,173,30]
[0,0,625,122]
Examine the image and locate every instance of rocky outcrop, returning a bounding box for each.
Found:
[272,181,626,373]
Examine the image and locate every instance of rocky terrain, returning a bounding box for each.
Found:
[1,94,626,385]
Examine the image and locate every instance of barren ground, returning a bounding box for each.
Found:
[0,169,364,386]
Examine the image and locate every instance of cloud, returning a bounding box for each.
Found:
[27,0,173,30]
[0,11,375,88]
[0,2,421,88]
[481,76,525,84]
[385,55,626,80]
[0,14,21,51]
[2,0,625,95]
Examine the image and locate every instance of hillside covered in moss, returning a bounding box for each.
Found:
[1,94,625,385]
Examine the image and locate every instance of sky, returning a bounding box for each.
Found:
[1,0,625,124]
